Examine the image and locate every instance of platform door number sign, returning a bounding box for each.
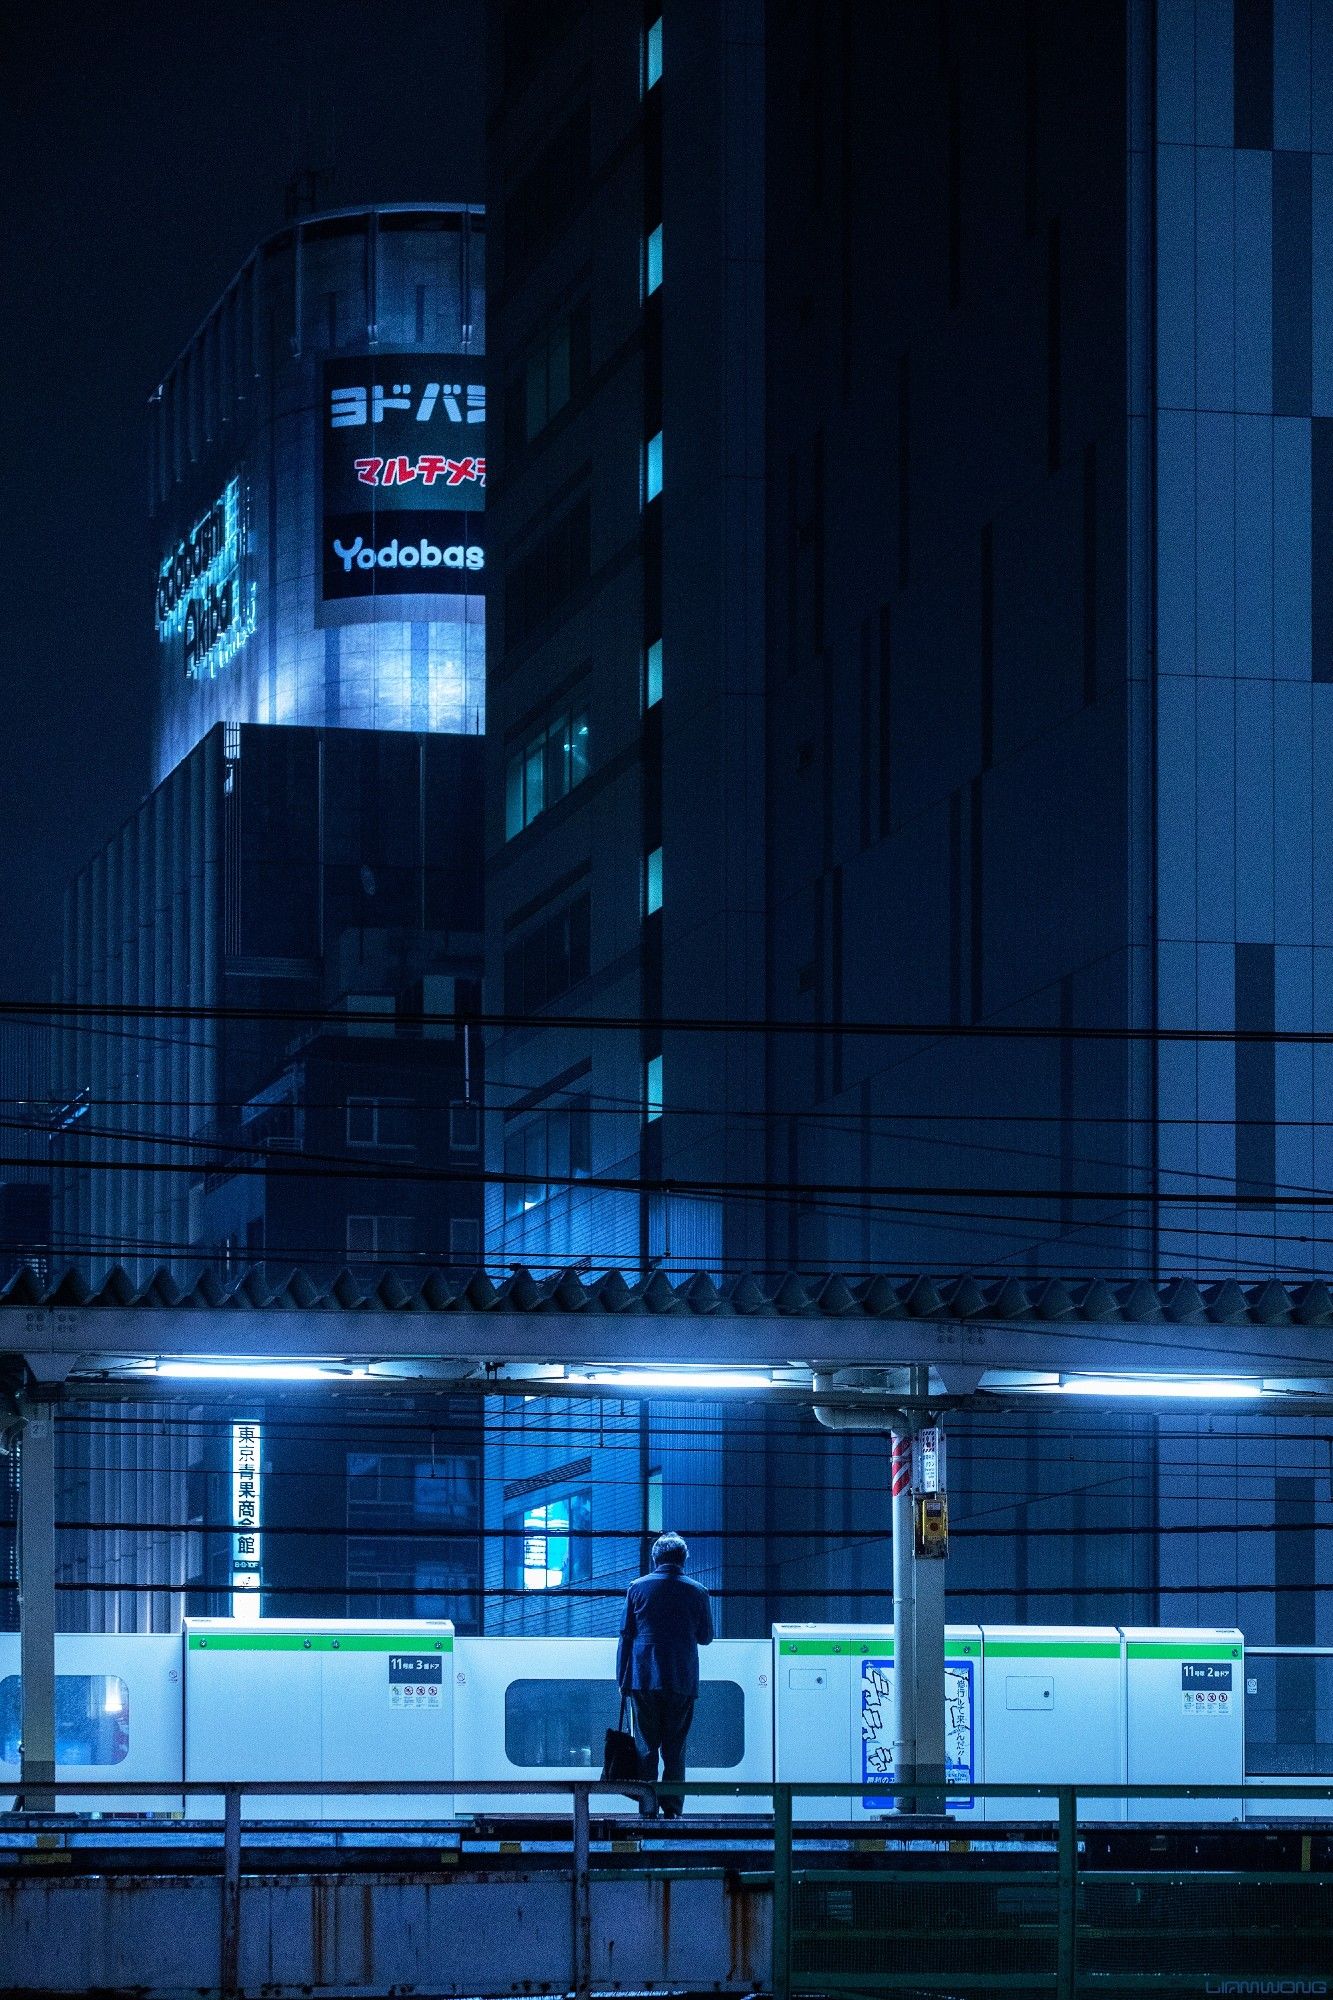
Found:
[230,1421,262,1620]
[1181,1662,1232,1715]
[389,1654,443,1713]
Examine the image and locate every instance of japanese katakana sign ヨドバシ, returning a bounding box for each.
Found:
[322,355,486,601]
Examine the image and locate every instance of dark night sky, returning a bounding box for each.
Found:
[0,0,484,1001]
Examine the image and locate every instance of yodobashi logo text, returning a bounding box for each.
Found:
[1205,1982,1328,1994]
[322,508,486,598]
[332,534,484,573]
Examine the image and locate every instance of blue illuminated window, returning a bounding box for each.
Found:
[645,431,663,502]
[646,224,663,296]
[646,847,663,916]
[645,638,663,708]
[645,17,663,90]
[506,703,591,838]
[646,1053,663,1122]
[506,1490,592,1591]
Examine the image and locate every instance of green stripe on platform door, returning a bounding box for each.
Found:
[188,1633,454,1653]
[1126,1641,1240,1661]
[778,1640,979,1658]
[984,1641,1121,1659]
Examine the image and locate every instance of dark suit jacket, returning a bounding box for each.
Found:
[616,1563,715,1694]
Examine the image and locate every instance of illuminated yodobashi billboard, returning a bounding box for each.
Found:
[322,354,485,600]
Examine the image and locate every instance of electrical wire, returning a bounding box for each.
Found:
[0,1579,1323,1599]
[15,1143,1333,1207]
[13,1518,1325,1541]
[9,995,1333,1045]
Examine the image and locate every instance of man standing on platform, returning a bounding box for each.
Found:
[616,1532,714,1817]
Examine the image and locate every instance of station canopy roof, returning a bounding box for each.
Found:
[4,1265,1333,1412]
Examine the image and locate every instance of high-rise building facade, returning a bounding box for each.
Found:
[52,720,483,1281]
[45,206,491,1633]
[0,1019,51,1287]
[486,0,1333,1286]
[54,205,489,1286]
[482,2,1333,1644]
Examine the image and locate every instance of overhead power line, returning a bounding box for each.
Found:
[15,1147,1333,1208]
[5,996,1332,1045]
[20,1517,1320,1541]
[0,1578,1322,1599]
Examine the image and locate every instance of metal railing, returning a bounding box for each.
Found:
[6,1777,1333,2000]
[2,1777,657,2000]
[763,1779,1333,2000]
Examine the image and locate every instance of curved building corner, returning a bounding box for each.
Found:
[149,204,486,783]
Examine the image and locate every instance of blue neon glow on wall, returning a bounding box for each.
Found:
[155,477,257,682]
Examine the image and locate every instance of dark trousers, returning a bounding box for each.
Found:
[632,1690,696,1815]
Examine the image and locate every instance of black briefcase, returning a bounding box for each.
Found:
[602,1695,641,1783]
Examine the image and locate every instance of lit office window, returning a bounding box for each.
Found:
[645,16,663,90]
[505,756,526,840]
[507,1491,592,1591]
[645,638,663,707]
[645,431,663,502]
[646,847,663,916]
[646,223,663,296]
[645,1053,663,1122]
[647,1466,664,1533]
[505,704,591,838]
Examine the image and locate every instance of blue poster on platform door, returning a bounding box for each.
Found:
[861,1657,975,1811]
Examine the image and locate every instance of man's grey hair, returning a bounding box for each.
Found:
[652,1531,689,1568]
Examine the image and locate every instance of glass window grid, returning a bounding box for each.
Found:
[346,1214,415,1259]
[449,1102,481,1153]
[346,1449,480,1531]
[503,1096,593,1218]
[519,301,590,447]
[505,705,591,839]
[345,1095,414,1151]
[504,893,592,1014]
[449,1215,481,1264]
[504,1488,592,1591]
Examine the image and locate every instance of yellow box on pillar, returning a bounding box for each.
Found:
[915,1494,949,1558]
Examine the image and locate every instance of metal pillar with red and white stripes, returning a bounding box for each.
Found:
[889,1424,918,1803]
[890,1366,947,1814]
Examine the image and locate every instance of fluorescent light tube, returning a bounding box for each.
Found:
[579,1369,773,1391]
[155,1361,368,1382]
[1057,1376,1261,1400]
